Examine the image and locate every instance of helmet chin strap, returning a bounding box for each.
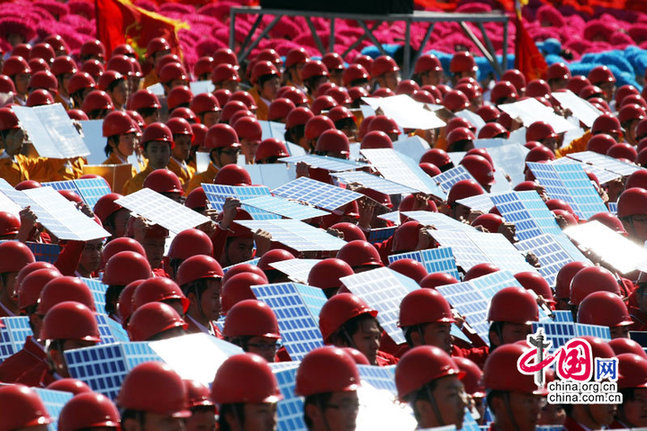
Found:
[425,384,446,427]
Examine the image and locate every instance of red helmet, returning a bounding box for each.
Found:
[0,241,35,273]
[588,212,627,234]
[315,129,350,156]
[319,293,377,343]
[525,145,555,163]
[463,263,499,281]
[395,345,462,400]
[166,86,193,111]
[525,79,551,99]
[15,180,41,190]
[184,380,214,409]
[80,39,106,59]
[58,392,119,431]
[193,56,216,77]
[159,62,187,84]
[211,63,240,85]
[255,49,281,67]
[609,338,647,359]
[30,43,55,65]
[592,114,622,136]
[586,134,616,154]
[0,211,20,237]
[0,385,52,430]
[211,353,281,404]
[14,262,56,289]
[3,56,30,76]
[28,70,57,94]
[18,268,60,312]
[361,130,392,149]
[460,154,495,187]
[450,52,477,74]
[367,115,399,136]
[214,164,252,186]
[388,259,428,283]
[67,109,89,121]
[176,254,223,287]
[395,79,420,96]
[390,221,421,253]
[578,291,632,327]
[128,89,161,111]
[233,116,262,142]
[546,62,571,81]
[637,119,647,141]
[471,213,503,234]
[618,187,647,218]
[420,272,458,289]
[579,85,604,100]
[419,162,441,177]
[304,115,335,140]
[251,60,279,84]
[501,69,526,92]
[327,105,354,123]
[420,148,451,168]
[0,75,16,93]
[205,123,240,150]
[514,271,554,303]
[224,299,280,339]
[185,187,208,211]
[484,344,547,394]
[588,65,616,85]
[167,117,193,140]
[526,121,557,142]
[168,229,213,262]
[26,89,55,107]
[322,52,344,72]
[144,169,182,194]
[447,127,475,149]
[554,261,592,300]
[221,272,264,314]
[343,64,369,87]
[619,103,646,124]
[336,240,383,269]
[617,353,647,390]
[97,70,124,92]
[221,263,267,285]
[93,193,123,224]
[414,54,442,75]
[295,346,360,396]
[40,301,100,342]
[487,286,538,324]
[213,88,232,107]
[142,123,173,147]
[398,288,454,327]
[447,179,484,205]
[229,91,257,111]
[371,55,399,77]
[477,122,509,139]
[256,249,295,272]
[0,107,20,132]
[607,142,637,162]
[268,98,295,122]
[569,266,620,305]
[46,378,91,395]
[38,276,95,314]
[133,277,189,312]
[128,301,187,341]
[443,89,469,112]
[454,357,485,397]
[102,251,152,286]
[102,238,147,265]
[213,47,238,66]
[145,37,171,59]
[117,280,143,325]
[311,95,336,115]
[106,54,133,77]
[118,362,189,417]
[102,110,137,137]
[329,222,366,242]
[284,47,309,69]
[491,81,519,104]
[255,138,289,163]
[307,258,354,290]
[81,89,113,113]
[626,169,647,190]
[191,124,208,148]
[81,59,104,80]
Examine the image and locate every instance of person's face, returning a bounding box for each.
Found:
[609,325,630,339]
[621,388,647,427]
[242,403,277,431]
[14,72,30,94]
[421,70,442,86]
[2,128,26,155]
[60,73,73,96]
[185,409,216,431]
[500,323,532,345]
[142,237,166,269]
[260,76,280,101]
[216,147,240,167]
[241,139,260,163]
[549,79,568,92]
[320,391,359,431]
[78,239,103,276]
[421,322,453,354]
[110,80,129,107]
[169,79,188,91]
[0,271,18,310]
[381,71,401,91]
[349,318,381,365]
[599,82,615,103]
[114,133,137,158]
[202,111,219,127]
[152,50,172,67]
[142,412,185,431]
[222,80,239,93]
[198,278,222,322]
[329,70,343,87]
[538,400,565,426]
[506,392,543,431]
[627,215,647,243]
[225,237,254,265]
[449,203,470,222]
[292,64,305,84]
[172,135,192,161]
[589,403,617,427]
[143,110,160,125]
[246,335,280,363]
[129,76,141,95]
[422,377,467,429]
[145,141,171,169]
[111,208,131,238]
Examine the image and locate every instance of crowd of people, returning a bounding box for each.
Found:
[2,8,647,431]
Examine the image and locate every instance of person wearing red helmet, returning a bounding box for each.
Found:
[186,123,241,193]
[233,115,263,164]
[121,122,174,195]
[578,291,632,339]
[127,301,188,341]
[396,345,467,430]
[295,346,362,431]
[223,299,282,362]
[285,107,314,152]
[319,293,397,366]
[607,353,647,428]
[413,53,444,86]
[4,56,32,104]
[618,187,647,244]
[183,380,217,431]
[166,117,195,190]
[50,55,77,109]
[255,138,289,164]
[483,343,548,431]
[619,103,646,146]
[488,286,539,349]
[460,154,495,192]
[301,60,330,99]
[372,55,400,92]
[248,61,281,121]
[93,193,130,240]
[58,391,121,431]
[101,110,139,171]
[556,113,623,158]
[211,353,282,431]
[0,385,53,431]
[446,179,485,222]
[284,47,309,93]
[398,289,456,354]
[0,241,35,317]
[449,52,477,85]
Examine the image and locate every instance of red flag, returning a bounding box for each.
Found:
[514,12,547,82]
[95,0,188,60]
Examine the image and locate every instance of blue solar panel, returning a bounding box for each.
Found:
[608,202,617,215]
[532,322,610,350]
[272,364,306,431]
[202,184,277,220]
[514,234,590,287]
[241,195,328,220]
[65,342,161,399]
[462,410,482,431]
[0,316,33,361]
[340,267,418,344]
[73,178,112,208]
[432,165,476,192]
[389,247,461,280]
[552,157,620,185]
[236,219,347,252]
[378,211,401,225]
[552,310,574,323]
[81,277,107,314]
[294,283,329,324]
[42,180,77,192]
[331,170,417,195]
[24,242,60,264]
[431,230,487,271]
[358,365,397,394]
[272,177,362,211]
[33,387,73,431]
[491,191,563,241]
[222,257,261,274]
[367,226,397,244]
[279,154,368,172]
[251,283,325,361]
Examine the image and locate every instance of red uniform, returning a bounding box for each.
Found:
[0,336,55,387]
[562,416,589,431]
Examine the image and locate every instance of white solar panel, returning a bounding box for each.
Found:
[279,154,368,172]
[565,220,647,274]
[377,211,401,225]
[465,231,536,274]
[388,247,461,280]
[568,151,641,177]
[432,165,477,193]
[341,267,419,344]
[0,191,20,217]
[236,219,347,252]
[269,258,320,283]
[115,188,210,234]
[22,187,110,241]
[514,234,590,287]
[490,190,563,241]
[456,193,494,212]
[331,170,417,195]
[242,195,328,220]
[272,177,362,211]
[401,211,475,232]
[431,230,488,271]
[498,98,575,134]
[251,283,326,361]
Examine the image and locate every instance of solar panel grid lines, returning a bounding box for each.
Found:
[236,219,347,252]
[269,259,320,284]
[272,177,362,211]
[552,310,575,323]
[401,211,476,232]
[33,388,73,430]
[431,165,476,192]
[71,178,112,208]
[331,170,417,195]
[456,193,494,212]
[241,195,328,220]
[567,151,641,176]
[279,154,368,171]
[491,190,562,241]
[367,226,397,244]
[465,231,536,274]
[514,234,577,287]
[24,241,61,264]
[551,157,620,184]
[532,322,611,350]
[360,148,440,195]
[357,364,397,393]
[430,230,487,271]
[272,364,306,431]
[0,316,32,360]
[608,202,617,215]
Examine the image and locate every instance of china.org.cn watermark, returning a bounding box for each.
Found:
[516,328,623,404]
